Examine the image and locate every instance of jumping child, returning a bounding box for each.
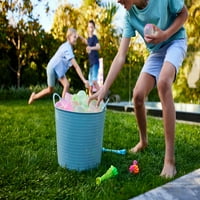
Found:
[28,28,89,104]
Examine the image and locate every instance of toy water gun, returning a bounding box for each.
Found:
[129,160,139,174]
[96,165,118,185]
[102,147,126,155]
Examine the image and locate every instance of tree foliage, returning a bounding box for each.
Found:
[0,0,199,102]
[173,2,200,103]
[1,0,36,87]
[185,0,197,9]
[0,0,56,88]
[185,2,200,52]
[50,2,120,91]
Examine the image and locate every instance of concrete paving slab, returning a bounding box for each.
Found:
[130,169,200,200]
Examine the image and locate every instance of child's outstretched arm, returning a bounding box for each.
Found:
[71,58,89,88]
[78,34,88,45]
[89,37,131,105]
[145,5,188,44]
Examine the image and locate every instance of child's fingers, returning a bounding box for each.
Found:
[144,36,153,43]
[88,93,98,105]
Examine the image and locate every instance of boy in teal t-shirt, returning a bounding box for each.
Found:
[122,0,187,51]
[89,0,188,178]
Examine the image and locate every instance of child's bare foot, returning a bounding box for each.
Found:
[129,142,148,153]
[28,92,35,104]
[160,162,177,178]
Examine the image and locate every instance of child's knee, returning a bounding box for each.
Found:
[157,79,171,96]
[49,87,54,94]
[133,89,145,107]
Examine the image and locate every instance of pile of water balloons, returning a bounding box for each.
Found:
[55,90,104,113]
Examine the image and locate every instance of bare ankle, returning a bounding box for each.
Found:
[28,92,35,104]
[129,141,148,153]
[164,157,175,165]
[160,158,176,178]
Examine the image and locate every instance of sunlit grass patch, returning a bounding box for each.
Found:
[0,99,199,200]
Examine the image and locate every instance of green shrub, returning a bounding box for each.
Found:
[0,85,63,100]
[110,64,159,102]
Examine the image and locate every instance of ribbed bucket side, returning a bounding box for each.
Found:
[55,108,105,171]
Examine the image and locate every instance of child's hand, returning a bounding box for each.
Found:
[144,25,167,44]
[88,87,107,107]
[86,46,91,54]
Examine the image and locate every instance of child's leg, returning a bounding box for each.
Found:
[89,63,100,96]
[157,61,176,178]
[89,85,93,96]
[93,80,100,91]
[88,67,93,96]
[130,72,155,153]
[28,86,54,104]
[59,77,69,98]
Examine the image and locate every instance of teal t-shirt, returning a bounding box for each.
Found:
[122,0,187,51]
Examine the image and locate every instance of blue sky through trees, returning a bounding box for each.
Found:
[31,0,125,32]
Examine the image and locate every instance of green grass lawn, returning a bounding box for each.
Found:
[0,99,200,200]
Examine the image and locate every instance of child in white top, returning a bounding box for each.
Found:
[28,28,89,104]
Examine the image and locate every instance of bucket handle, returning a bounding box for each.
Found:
[53,93,61,106]
[102,98,109,111]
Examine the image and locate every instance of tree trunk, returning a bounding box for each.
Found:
[17,55,21,88]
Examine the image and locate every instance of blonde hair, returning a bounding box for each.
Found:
[66,28,77,40]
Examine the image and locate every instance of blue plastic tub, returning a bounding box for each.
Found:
[53,93,106,171]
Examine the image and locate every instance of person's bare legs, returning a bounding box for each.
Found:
[28,86,54,104]
[28,77,69,104]
[59,77,70,98]
[157,61,176,178]
[89,85,93,96]
[130,73,155,153]
[93,80,100,91]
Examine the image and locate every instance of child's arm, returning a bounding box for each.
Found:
[145,5,188,44]
[71,58,89,88]
[164,5,188,38]
[78,34,88,45]
[89,37,130,105]
[86,43,100,53]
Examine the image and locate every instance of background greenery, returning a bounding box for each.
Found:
[0,0,200,102]
[0,99,200,200]
[1,2,199,199]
